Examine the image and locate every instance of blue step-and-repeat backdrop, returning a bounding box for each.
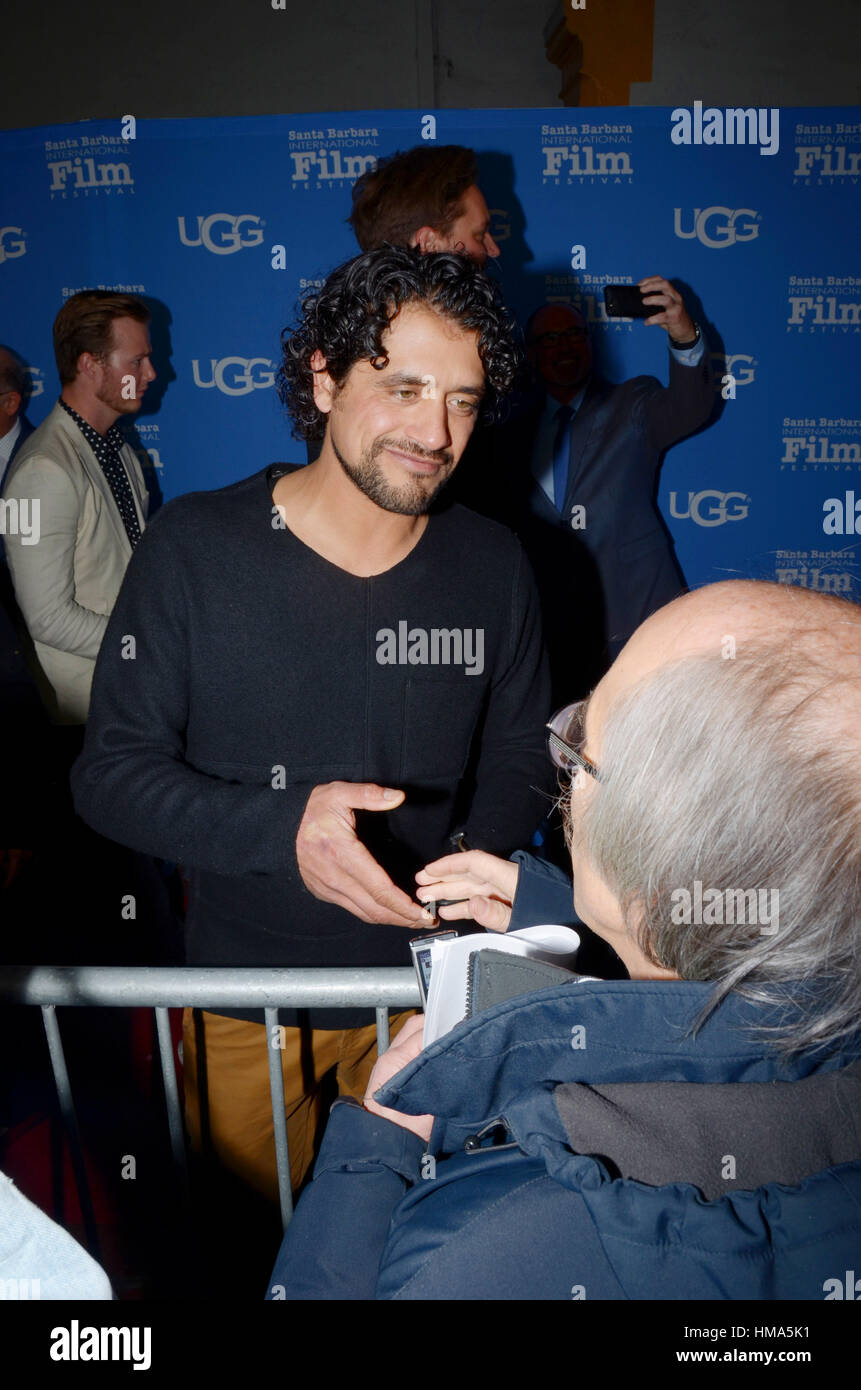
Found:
[2,106,859,597]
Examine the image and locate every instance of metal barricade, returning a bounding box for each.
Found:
[0,966,420,1244]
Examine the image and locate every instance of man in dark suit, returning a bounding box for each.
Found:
[0,345,43,887]
[484,279,714,700]
[0,346,34,494]
[0,343,37,638]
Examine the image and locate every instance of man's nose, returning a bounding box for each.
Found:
[413,394,452,452]
[485,233,501,260]
[144,358,157,383]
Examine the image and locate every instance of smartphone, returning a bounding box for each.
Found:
[603,284,652,319]
[410,930,458,1009]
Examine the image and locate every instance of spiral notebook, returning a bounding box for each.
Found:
[422,924,586,1046]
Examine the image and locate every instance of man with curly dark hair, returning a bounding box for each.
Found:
[73,246,552,1216]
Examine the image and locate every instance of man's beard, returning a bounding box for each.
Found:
[95,376,141,417]
[331,433,454,516]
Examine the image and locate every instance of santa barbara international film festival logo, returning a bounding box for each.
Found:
[774,548,856,596]
[793,118,861,185]
[178,214,265,255]
[0,226,27,263]
[135,424,163,474]
[540,121,634,184]
[673,207,760,249]
[785,275,861,333]
[45,135,134,198]
[569,274,637,331]
[780,417,861,473]
[192,357,276,395]
[287,124,380,187]
[668,490,750,527]
[539,275,639,335]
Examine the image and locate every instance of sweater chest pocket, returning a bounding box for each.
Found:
[400,676,485,782]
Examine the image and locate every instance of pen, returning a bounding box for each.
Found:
[426,829,471,920]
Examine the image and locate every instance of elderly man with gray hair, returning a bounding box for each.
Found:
[268,578,861,1300]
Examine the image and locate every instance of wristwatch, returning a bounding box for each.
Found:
[668,323,700,349]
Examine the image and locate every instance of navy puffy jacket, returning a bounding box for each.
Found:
[268,975,861,1300]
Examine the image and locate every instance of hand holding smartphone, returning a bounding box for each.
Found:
[603,284,651,318]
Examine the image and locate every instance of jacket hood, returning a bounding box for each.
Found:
[554,1060,861,1200]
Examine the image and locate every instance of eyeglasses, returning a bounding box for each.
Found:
[546,701,601,782]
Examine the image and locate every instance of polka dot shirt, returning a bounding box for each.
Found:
[60,399,142,549]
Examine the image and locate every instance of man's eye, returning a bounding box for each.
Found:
[394,388,417,400]
[450,397,477,415]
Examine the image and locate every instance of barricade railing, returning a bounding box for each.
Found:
[0,966,420,1252]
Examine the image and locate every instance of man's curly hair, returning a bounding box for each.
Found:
[277,245,521,442]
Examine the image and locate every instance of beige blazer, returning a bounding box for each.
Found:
[1,402,149,724]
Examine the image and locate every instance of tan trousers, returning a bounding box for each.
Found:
[182,1008,414,1203]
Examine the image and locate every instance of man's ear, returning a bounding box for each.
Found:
[412,225,446,254]
[77,352,100,382]
[0,390,21,420]
[309,348,337,414]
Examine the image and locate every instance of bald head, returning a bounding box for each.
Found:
[626,576,859,660]
[589,580,861,761]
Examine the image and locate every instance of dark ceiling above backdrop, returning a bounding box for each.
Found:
[2,0,859,131]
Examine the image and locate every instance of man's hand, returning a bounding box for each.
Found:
[415,849,520,932]
[363,1014,433,1141]
[638,275,697,343]
[296,782,425,927]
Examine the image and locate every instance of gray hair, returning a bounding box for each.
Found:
[577,617,861,1059]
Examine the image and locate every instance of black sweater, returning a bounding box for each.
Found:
[72,466,552,1024]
